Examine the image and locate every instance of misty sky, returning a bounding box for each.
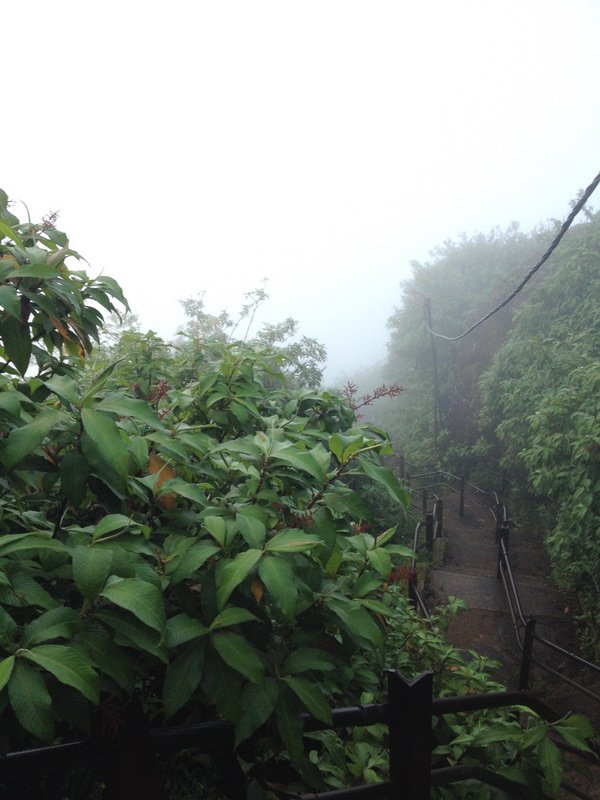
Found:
[3,1,600,382]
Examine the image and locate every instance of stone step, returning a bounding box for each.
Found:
[430,569,573,619]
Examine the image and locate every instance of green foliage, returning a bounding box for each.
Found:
[479,213,600,647]
[0,189,414,788]
[307,590,595,799]
[0,188,594,798]
[370,223,547,464]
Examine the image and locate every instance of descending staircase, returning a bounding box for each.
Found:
[425,490,600,798]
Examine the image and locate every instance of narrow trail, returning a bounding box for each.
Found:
[428,492,577,692]
[425,491,600,797]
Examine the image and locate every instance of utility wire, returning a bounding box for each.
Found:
[424,167,600,341]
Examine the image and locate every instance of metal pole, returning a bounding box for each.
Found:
[519,619,536,690]
[435,499,443,538]
[422,488,428,514]
[425,513,434,552]
[388,671,432,800]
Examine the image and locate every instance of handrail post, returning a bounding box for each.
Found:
[388,671,432,799]
[435,498,443,538]
[459,476,465,517]
[519,619,536,690]
[425,513,434,552]
[422,488,428,514]
[407,568,417,610]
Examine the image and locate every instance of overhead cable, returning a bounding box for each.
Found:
[424,167,600,341]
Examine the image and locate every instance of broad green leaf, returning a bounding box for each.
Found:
[45,375,80,406]
[0,533,68,558]
[366,547,392,577]
[359,598,393,617]
[92,514,134,542]
[6,264,58,279]
[9,573,58,609]
[375,526,398,547]
[201,647,243,722]
[60,451,89,506]
[555,715,595,753]
[235,679,279,746]
[203,516,226,546]
[352,572,383,598]
[0,655,15,691]
[96,395,165,429]
[21,608,81,648]
[518,721,549,753]
[275,692,306,775]
[166,614,208,647]
[284,676,332,725]
[236,511,266,548]
[145,431,188,460]
[160,478,208,506]
[81,409,129,478]
[0,605,17,645]
[326,597,383,648]
[101,578,166,633]
[210,607,259,630]
[129,435,149,470]
[0,410,60,468]
[72,546,112,600]
[216,549,263,610]
[264,530,321,553]
[272,447,325,481]
[329,432,366,464]
[539,737,562,798]
[0,218,25,249]
[77,630,135,691]
[356,456,410,506]
[0,284,20,319]
[258,556,297,618]
[96,610,167,662]
[166,543,220,585]
[80,360,125,407]
[8,660,54,741]
[211,632,264,682]
[24,644,99,703]
[164,641,205,719]
[0,389,22,416]
[283,648,336,675]
[386,544,417,558]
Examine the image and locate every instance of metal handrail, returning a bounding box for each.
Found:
[401,456,600,707]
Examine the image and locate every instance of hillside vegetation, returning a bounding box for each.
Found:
[363,211,600,653]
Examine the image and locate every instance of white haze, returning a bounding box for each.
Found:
[2,0,600,382]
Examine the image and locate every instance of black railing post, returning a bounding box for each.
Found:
[425,513,434,552]
[459,477,465,517]
[519,619,536,690]
[408,568,417,609]
[422,488,428,513]
[435,498,443,538]
[388,670,432,800]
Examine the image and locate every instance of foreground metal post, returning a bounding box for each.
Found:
[519,619,536,690]
[425,513,434,551]
[435,498,443,538]
[388,671,432,799]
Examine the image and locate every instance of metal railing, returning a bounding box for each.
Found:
[398,455,600,709]
[1,671,596,800]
